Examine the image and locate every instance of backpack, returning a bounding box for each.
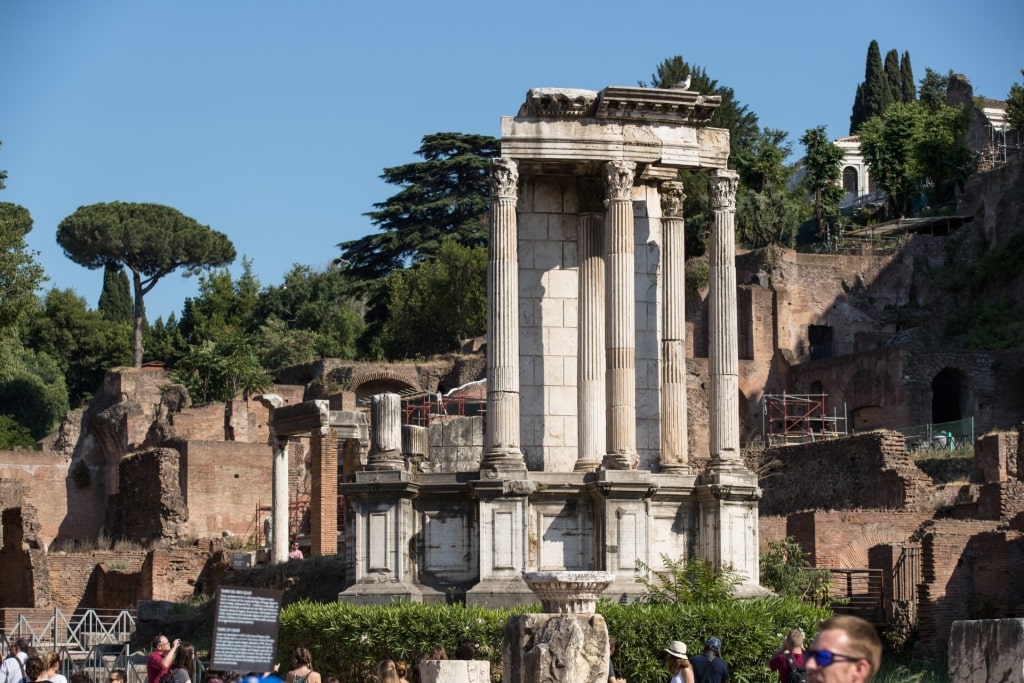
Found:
[784,652,807,683]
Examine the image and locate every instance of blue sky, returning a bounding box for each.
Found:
[2,0,1021,320]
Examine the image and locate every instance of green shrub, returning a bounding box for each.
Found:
[277,596,828,683]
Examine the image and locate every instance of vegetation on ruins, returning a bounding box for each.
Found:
[759,536,834,606]
[1008,69,1024,133]
[858,100,971,218]
[377,239,487,359]
[57,201,236,367]
[798,126,845,238]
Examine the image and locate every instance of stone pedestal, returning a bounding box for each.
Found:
[695,471,764,595]
[338,470,423,604]
[466,479,536,608]
[419,661,491,683]
[502,572,614,683]
[588,471,657,601]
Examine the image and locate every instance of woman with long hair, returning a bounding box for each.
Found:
[664,641,694,683]
[376,660,399,683]
[167,642,196,683]
[285,648,320,683]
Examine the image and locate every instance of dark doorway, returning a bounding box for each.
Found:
[808,325,833,360]
[931,368,966,424]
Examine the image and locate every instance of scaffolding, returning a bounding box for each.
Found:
[761,393,848,447]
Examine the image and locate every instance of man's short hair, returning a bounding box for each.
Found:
[818,615,882,678]
[151,635,165,649]
[110,670,127,682]
[786,629,804,649]
[14,638,31,652]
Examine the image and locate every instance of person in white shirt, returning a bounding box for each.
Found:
[0,639,30,683]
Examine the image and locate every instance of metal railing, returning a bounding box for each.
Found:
[3,608,136,653]
[829,568,885,625]
[896,417,975,451]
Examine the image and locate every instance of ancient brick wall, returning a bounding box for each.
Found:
[759,430,935,515]
[758,515,788,547]
[181,441,273,540]
[783,510,932,568]
[0,451,105,545]
[110,448,188,543]
[47,551,147,612]
[916,519,1010,652]
[170,403,227,441]
[140,548,211,603]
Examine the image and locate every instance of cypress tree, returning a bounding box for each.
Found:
[849,83,866,135]
[98,262,133,322]
[851,40,892,134]
[900,51,916,102]
[884,49,901,104]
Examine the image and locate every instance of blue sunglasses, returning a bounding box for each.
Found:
[805,649,864,667]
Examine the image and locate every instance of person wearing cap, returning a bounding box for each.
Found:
[804,615,881,683]
[690,637,729,683]
[664,640,693,683]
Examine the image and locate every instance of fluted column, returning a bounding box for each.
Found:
[707,170,741,466]
[602,160,638,471]
[365,392,404,471]
[575,176,606,472]
[482,158,526,475]
[659,181,690,473]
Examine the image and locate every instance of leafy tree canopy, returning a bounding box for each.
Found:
[379,239,487,360]
[338,132,500,284]
[22,288,132,405]
[0,202,46,329]
[0,332,69,440]
[1007,69,1024,132]
[0,413,36,450]
[57,201,235,367]
[919,67,953,111]
[799,126,846,237]
[643,56,761,256]
[254,263,365,362]
[733,128,806,249]
[859,100,970,218]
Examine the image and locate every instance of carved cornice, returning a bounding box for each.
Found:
[490,158,519,199]
[709,170,739,210]
[603,160,636,202]
[596,87,721,125]
[660,181,686,218]
[516,86,721,126]
[517,88,599,118]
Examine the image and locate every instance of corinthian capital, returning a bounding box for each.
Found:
[660,181,686,219]
[708,169,739,210]
[603,160,636,202]
[490,158,519,199]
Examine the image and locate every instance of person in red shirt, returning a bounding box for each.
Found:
[147,636,179,683]
[768,629,806,683]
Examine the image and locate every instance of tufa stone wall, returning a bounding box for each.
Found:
[758,430,935,515]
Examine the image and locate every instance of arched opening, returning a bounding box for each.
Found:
[931,368,967,424]
[842,166,858,199]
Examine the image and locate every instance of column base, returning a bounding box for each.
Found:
[480,448,527,477]
[658,462,692,475]
[573,457,601,473]
[338,579,424,606]
[601,452,638,470]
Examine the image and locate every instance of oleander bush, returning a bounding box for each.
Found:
[277,596,829,683]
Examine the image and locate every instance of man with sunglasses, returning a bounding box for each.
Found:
[804,615,882,683]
